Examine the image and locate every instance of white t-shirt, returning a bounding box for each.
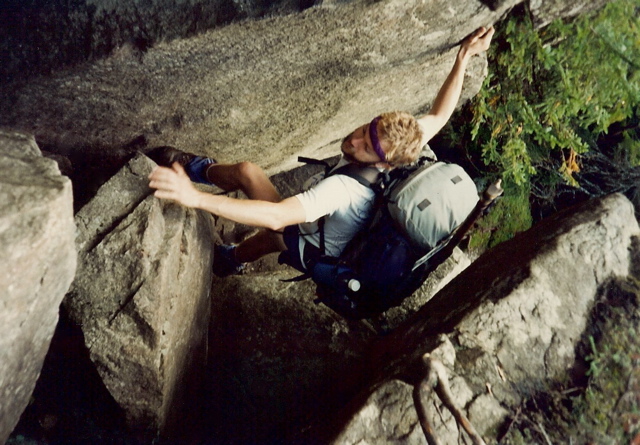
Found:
[293,160,376,263]
[291,146,437,268]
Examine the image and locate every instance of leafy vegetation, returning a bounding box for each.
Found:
[448,0,640,250]
[474,0,639,186]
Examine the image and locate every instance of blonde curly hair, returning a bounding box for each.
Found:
[376,111,423,167]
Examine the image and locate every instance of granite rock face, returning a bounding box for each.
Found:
[0,131,76,444]
[328,193,639,444]
[1,0,512,177]
[65,153,216,438]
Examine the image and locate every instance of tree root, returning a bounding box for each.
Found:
[412,353,487,445]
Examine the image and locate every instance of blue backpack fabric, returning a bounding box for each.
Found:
[312,211,421,319]
[286,157,480,320]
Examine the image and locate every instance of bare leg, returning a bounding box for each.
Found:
[206,161,281,202]
[234,229,287,263]
[207,162,287,265]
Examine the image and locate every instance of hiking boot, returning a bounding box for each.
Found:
[147,146,216,184]
[213,244,246,277]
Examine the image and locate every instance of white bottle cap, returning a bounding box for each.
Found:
[348,279,361,292]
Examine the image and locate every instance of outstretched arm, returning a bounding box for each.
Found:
[417,26,495,145]
[149,163,306,230]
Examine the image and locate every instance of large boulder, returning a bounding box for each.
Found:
[0,130,76,444]
[65,153,216,439]
[0,0,615,86]
[0,0,512,176]
[325,193,640,443]
[0,1,616,179]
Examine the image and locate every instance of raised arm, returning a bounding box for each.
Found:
[417,26,495,145]
[149,163,306,230]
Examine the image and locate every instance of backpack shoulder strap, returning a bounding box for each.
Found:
[298,155,333,169]
[297,158,383,258]
[297,156,382,189]
[329,163,382,190]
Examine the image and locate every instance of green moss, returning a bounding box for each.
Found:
[468,180,532,252]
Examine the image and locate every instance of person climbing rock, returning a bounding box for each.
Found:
[148,26,495,277]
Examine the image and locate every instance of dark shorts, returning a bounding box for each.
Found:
[281,225,322,273]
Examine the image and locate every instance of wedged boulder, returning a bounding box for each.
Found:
[328,193,639,444]
[65,153,215,439]
[0,130,76,444]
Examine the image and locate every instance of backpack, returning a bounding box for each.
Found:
[288,156,487,320]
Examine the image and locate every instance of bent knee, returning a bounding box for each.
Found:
[228,161,280,201]
[234,161,264,181]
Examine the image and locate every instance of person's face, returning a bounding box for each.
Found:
[341,122,389,166]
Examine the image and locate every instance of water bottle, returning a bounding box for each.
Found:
[312,262,361,295]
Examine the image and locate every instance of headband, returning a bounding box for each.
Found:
[368,116,387,163]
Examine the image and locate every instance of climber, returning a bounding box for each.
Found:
[148,26,495,277]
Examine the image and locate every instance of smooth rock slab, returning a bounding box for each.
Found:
[65,153,215,439]
[0,0,507,176]
[0,130,76,444]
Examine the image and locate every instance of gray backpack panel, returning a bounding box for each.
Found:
[387,162,479,251]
